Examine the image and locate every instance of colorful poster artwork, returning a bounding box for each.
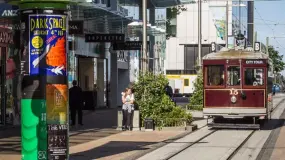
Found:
[29,14,67,76]
[46,84,68,124]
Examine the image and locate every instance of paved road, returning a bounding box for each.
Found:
[137,94,285,160]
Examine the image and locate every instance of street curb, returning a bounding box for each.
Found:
[123,124,198,160]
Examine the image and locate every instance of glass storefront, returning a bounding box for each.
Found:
[0,18,21,126]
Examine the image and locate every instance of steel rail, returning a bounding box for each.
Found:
[164,128,218,160]
[227,97,285,160]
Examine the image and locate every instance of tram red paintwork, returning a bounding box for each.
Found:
[202,48,273,120]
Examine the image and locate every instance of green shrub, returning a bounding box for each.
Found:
[133,72,192,128]
[188,71,203,111]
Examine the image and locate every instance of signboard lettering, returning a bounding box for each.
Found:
[29,14,67,76]
[69,21,83,35]
[0,4,18,17]
[113,41,150,50]
[245,60,264,64]
[85,34,124,42]
[0,30,13,44]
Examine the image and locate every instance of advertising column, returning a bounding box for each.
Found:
[20,8,69,160]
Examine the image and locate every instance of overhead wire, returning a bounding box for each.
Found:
[253,6,285,50]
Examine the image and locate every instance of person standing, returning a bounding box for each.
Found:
[126,88,135,131]
[69,80,84,126]
[121,88,129,131]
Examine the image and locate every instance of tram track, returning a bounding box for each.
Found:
[163,97,285,160]
[225,96,285,160]
[164,128,218,160]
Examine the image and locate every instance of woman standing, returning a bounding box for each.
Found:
[126,88,135,131]
[121,88,129,131]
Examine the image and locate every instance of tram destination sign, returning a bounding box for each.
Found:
[245,60,264,65]
[85,34,125,42]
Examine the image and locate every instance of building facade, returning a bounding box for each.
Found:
[164,0,249,94]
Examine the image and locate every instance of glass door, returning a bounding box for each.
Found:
[0,46,7,125]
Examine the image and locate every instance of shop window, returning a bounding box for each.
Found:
[184,79,189,86]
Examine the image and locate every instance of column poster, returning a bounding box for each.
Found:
[46,84,68,124]
[29,14,67,76]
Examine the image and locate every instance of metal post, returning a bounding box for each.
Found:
[198,0,202,68]
[253,31,257,44]
[225,0,228,48]
[142,0,147,72]
[266,37,269,55]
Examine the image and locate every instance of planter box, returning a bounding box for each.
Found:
[189,110,204,118]
[117,110,140,131]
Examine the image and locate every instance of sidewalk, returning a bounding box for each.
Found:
[0,108,189,160]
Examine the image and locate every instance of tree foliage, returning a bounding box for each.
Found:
[166,5,187,39]
[188,71,203,110]
[268,45,285,73]
[133,72,192,128]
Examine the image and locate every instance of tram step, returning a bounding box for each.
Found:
[208,122,260,129]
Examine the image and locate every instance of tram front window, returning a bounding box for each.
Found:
[227,66,240,86]
[244,68,264,86]
[206,65,224,86]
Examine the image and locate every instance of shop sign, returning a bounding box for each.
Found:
[113,41,150,50]
[69,20,83,35]
[0,3,18,17]
[29,14,67,76]
[0,30,13,44]
[117,50,128,62]
[85,34,124,42]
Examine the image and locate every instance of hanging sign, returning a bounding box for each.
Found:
[29,14,67,76]
[85,34,124,42]
[113,41,150,50]
[69,20,83,35]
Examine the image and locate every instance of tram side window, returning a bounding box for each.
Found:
[244,68,264,86]
[207,65,224,86]
[227,66,240,86]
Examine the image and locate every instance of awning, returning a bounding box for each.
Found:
[70,3,134,34]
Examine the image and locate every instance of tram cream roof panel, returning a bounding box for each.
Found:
[203,48,269,60]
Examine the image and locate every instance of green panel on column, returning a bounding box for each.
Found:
[21,99,47,160]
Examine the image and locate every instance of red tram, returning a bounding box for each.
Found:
[202,46,274,129]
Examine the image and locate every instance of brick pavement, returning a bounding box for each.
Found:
[0,108,186,160]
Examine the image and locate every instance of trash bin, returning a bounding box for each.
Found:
[144,118,154,131]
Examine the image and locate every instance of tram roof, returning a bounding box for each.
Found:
[203,47,269,60]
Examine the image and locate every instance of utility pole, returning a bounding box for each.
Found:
[266,37,269,55]
[142,0,148,72]
[253,31,257,44]
[198,0,202,69]
[225,0,228,48]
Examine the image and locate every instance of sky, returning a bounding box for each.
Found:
[254,0,285,74]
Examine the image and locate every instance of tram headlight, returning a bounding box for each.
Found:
[231,96,237,103]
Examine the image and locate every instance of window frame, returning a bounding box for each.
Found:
[226,65,241,88]
[184,79,189,87]
[243,67,266,89]
[204,65,225,88]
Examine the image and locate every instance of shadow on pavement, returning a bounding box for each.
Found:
[70,141,154,160]
[0,108,121,155]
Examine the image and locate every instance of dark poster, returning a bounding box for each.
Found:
[47,124,68,160]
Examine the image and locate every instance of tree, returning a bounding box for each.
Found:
[268,45,285,73]
[166,5,187,39]
[133,72,192,128]
[188,71,203,110]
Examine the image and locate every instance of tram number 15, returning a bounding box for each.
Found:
[229,89,238,96]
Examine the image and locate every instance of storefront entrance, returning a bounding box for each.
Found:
[0,46,7,125]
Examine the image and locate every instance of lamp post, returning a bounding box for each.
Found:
[10,0,71,159]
